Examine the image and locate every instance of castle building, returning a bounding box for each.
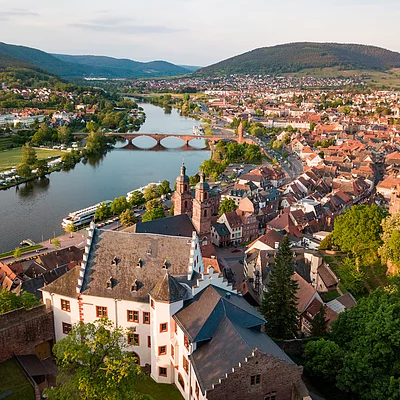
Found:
[41,223,310,400]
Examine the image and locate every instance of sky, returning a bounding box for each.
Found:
[0,0,399,66]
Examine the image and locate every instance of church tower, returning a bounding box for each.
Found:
[173,163,192,216]
[192,172,212,242]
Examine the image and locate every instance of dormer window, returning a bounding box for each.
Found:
[147,249,152,256]
[106,276,113,289]
[137,258,143,268]
[162,259,169,270]
[111,256,119,265]
[131,279,139,292]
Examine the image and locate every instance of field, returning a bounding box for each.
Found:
[0,358,35,400]
[0,147,63,171]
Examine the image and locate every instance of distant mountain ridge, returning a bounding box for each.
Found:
[197,42,400,76]
[0,42,191,79]
[53,54,191,78]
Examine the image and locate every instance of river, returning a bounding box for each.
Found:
[0,104,210,252]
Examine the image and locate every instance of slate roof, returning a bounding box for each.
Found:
[42,229,193,302]
[174,285,293,393]
[132,214,195,238]
[212,222,230,237]
[149,273,189,303]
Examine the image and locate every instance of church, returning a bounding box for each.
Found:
[134,164,220,245]
[172,163,220,243]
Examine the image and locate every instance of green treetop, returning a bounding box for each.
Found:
[0,289,40,314]
[260,236,299,339]
[218,198,238,216]
[45,319,144,400]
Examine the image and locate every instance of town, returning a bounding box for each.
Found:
[1,66,400,400]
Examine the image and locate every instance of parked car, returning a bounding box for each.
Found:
[231,248,241,253]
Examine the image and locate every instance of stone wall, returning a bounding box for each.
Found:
[206,350,306,400]
[0,304,54,363]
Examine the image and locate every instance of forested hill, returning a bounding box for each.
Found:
[0,42,191,79]
[52,54,191,78]
[197,42,400,76]
[0,52,65,88]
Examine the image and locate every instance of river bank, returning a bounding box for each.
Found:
[0,103,210,252]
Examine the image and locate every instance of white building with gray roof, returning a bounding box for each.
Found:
[42,222,310,400]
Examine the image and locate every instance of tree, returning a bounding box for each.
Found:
[31,123,53,145]
[36,159,49,177]
[57,125,70,144]
[218,198,238,216]
[304,339,343,382]
[331,204,387,255]
[84,130,107,155]
[45,319,143,400]
[142,199,165,222]
[52,238,61,248]
[0,289,40,314]
[338,256,366,296]
[129,191,145,208]
[260,236,299,339]
[379,212,400,271]
[95,202,111,221]
[64,222,76,238]
[119,210,137,227]
[159,180,171,195]
[16,162,32,178]
[189,174,200,186]
[316,289,400,400]
[310,305,328,337]
[200,159,225,180]
[143,184,161,202]
[145,199,163,211]
[110,196,129,215]
[318,234,333,250]
[22,143,37,167]
[142,208,165,222]
[13,247,22,259]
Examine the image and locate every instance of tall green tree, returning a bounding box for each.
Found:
[35,159,49,177]
[304,288,400,400]
[45,319,144,400]
[22,142,37,167]
[57,125,70,144]
[142,199,165,222]
[379,212,400,271]
[331,204,387,255]
[143,184,161,201]
[159,180,171,195]
[260,236,299,339]
[310,305,328,337]
[110,196,129,215]
[95,202,111,221]
[119,210,137,227]
[218,198,238,216]
[129,191,145,208]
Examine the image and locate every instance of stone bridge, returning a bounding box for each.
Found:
[104,131,245,148]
